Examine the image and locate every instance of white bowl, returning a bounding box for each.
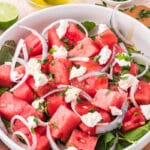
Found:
[103,0,133,7]
[0,4,150,150]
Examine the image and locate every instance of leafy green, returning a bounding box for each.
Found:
[96,132,115,150]
[81,21,96,33]
[115,53,132,62]
[1,117,11,132]
[129,5,136,12]
[0,40,16,65]
[0,87,9,96]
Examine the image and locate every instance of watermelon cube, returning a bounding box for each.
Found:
[92,89,127,112]
[0,65,13,88]
[49,105,80,141]
[68,37,99,57]
[13,82,35,103]
[46,95,66,116]
[67,129,98,150]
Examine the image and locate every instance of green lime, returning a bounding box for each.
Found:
[0,2,19,30]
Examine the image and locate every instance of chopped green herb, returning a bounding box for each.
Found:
[43,58,48,63]
[50,122,59,129]
[89,109,96,113]
[93,55,100,62]
[118,123,122,129]
[33,117,39,126]
[61,37,69,43]
[127,46,141,55]
[38,102,43,110]
[122,66,130,74]
[139,9,150,19]
[120,76,129,80]
[97,73,106,78]
[68,66,72,72]
[49,72,55,80]
[31,127,35,134]
[76,64,81,69]
[49,47,56,54]
[37,59,42,64]
[77,98,84,103]
[0,87,9,96]
[115,53,132,62]
[51,60,55,66]
[133,112,139,116]
[27,47,32,52]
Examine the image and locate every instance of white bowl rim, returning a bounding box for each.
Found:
[0,3,150,150]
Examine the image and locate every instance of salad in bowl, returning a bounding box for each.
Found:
[0,4,150,150]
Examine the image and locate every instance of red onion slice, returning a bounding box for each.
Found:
[77,71,112,82]
[101,44,116,73]
[10,115,37,150]
[42,18,88,38]
[110,6,133,45]
[69,57,89,62]
[110,134,119,150]
[119,42,128,54]
[10,39,24,82]
[129,81,139,107]
[46,125,60,150]
[95,101,128,134]
[20,25,48,62]
[12,131,31,149]
[71,101,81,118]
[131,53,149,78]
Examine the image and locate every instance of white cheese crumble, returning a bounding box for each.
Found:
[34,73,48,88]
[26,58,41,75]
[115,53,131,67]
[118,74,139,91]
[65,147,78,150]
[27,116,38,129]
[69,66,87,80]
[98,45,112,65]
[65,87,81,103]
[26,58,48,87]
[81,111,102,127]
[52,45,68,59]
[56,20,69,39]
[140,105,150,120]
[109,106,122,116]
[97,24,109,35]
[32,98,44,110]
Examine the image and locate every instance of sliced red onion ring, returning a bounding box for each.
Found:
[129,81,139,107]
[0,129,25,150]
[69,57,89,62]
[10,39,24,82]
[20,25,48,62]
[95,101,128,134]
[119,42,128,54]
[10,115,37,150]
[46,125,60,150]
[12,130,31,149]
[57,85,92,102]
[131,53,150,78]
[42,18,88,38]
[110,134,119,150]
[22,42,29,62]
[10,71,28,92]
[110,5,133,45]
[109,61,117,80]
[77,71,112,82]
[71,101,81,118]
[41,87,65,99]
[101,45,116,73]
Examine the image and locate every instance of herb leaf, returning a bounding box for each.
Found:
[0,40,16,65]
[139,9,150,19]
[81,21,96,32]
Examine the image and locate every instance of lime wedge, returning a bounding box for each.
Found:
[0,2,19,30]
[44,0,70,5]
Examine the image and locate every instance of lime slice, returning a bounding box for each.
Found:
[0,2,19,30]
[44,0,71,5]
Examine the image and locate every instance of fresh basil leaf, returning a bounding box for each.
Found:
[81,21,96,32]
[0,40,16,65]
[96,132,115,150]
[116,139,131,150]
